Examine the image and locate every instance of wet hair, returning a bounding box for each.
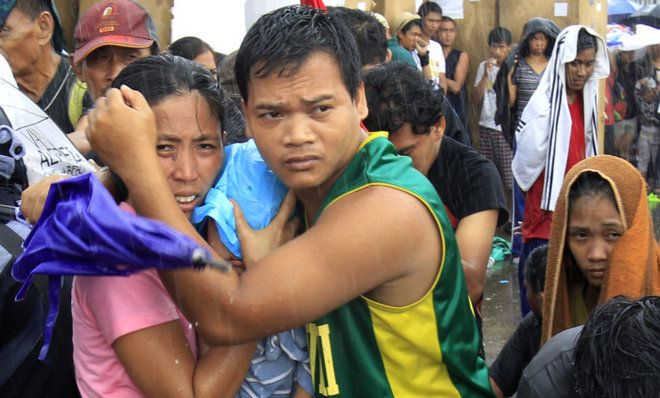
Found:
[235,5,361,102]
[14,0,49,19]
[363,61,443,136]
[524,244,548,294]
[568,171,618,216]
[577,28,598,54]
[488,27,512,46]
[327,7,387,67]
[417,2,442,19]
[400,19,423,35]
[112,54,224,124]
[440,16,456,27]
[574,296,660,398]
[168,36,214,62]
[14,0,63,52]
[519,32,554,59]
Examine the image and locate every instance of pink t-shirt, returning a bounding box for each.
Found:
[71,206,197,397]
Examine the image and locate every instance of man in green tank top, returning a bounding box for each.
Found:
[84,6,493,397]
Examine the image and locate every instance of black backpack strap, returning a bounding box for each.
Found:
[0,222,44,387]
[0,222,23,266]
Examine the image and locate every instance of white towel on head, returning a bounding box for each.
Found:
[512,25,609,211]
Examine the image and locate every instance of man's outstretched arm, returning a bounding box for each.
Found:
[87,87,442,346]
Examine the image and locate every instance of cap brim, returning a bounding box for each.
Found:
[73,35,153,65]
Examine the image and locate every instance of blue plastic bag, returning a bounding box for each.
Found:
[191,140,288,258]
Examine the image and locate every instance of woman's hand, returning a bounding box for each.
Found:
[86,85,159,183]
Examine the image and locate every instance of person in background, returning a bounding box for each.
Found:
[417,1,447,92]
[327,7,390,69]
[439,16,468,122]
[388,12,433,82]
[387,12,421,69]
[612,50,639,160]
[494,18,559,274]
[489,244,547,398]
[363,60,508,315]
[169,36,218,77]
[603,52,627,156]
[70,0,160,156]
[0,0,92,139]
[634,50,660,192]
[512,26,609,317]
[505,18,559,136]
[474,27,513,214]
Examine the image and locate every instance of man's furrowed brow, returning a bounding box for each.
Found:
[158,134,182,142]
[302,94,335,106]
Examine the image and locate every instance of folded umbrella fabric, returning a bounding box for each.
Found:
[12,172,219,359]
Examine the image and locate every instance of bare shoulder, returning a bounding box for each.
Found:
[307,185,442,305]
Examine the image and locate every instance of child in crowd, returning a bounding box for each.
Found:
[488,244,547,398]
[474,27,513,212]
[541,155,660,343]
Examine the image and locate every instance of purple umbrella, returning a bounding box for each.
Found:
[12,172,229,359]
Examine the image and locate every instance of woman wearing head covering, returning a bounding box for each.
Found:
[541,155,660,344]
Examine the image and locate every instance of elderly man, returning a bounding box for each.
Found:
[0,0,92,136]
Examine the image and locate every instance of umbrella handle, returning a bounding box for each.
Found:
[191,248,232,273]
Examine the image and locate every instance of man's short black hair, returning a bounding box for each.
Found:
[488,27,512,46]
[363,61,443,136]
[577,28,598,54]
[234,5,362,102]
[441,16,456,26]
[327,7,387,67]
[524,244,548,293]
[574,296,660,398]
[401,19,423,35]
[417,2,442,19]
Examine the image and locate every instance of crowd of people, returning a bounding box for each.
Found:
[0,0,659,397]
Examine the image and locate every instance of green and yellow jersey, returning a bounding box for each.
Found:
[308,132,493,397]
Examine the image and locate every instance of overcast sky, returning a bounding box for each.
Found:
[171,0,348,55]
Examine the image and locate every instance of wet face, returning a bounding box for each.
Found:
[565,47,596,95]
[390,122,442,175]
[438,20,456,48]
[243,52,367,195]
[398,24,421,51]
[152,93,223,219]
[75,46,152,100]
[422,11,442,38]
[567,194,624,288]
[529,32,548,56]
[193,50,217,77]
[0,8,43,78]
[489,42,511,65]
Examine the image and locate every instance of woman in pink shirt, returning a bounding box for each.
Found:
[72,55,294,397]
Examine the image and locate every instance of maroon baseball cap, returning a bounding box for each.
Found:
[73,0,159,65]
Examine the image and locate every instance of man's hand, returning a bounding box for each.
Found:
[86,85,158,183]
[20,174,67,223]
[233,190,300,266]
[415,37,429,57]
